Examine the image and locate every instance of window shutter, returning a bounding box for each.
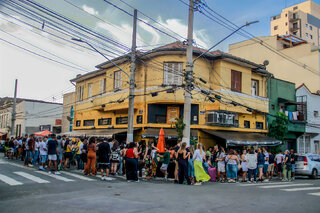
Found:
[231,71,235,91]
[238,72,242,92]
[163,63,168,85]
[99,79,103,94]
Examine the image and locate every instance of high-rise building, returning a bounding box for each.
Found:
[270,0,320,46]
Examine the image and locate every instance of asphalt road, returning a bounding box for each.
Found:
[1,156,320,213]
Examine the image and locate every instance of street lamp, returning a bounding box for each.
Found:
[71,37,135,143]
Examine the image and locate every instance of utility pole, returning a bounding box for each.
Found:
[182,0,195,147]
[10,79,18,137]
[127,9,137,143]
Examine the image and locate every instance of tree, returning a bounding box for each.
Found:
[268,112,289,142]
[174,117,185,141]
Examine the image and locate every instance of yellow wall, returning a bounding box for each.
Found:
[72,52,269,135]
[229,36,320,92]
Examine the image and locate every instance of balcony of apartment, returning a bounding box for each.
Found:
[289,14,300,22]
[278,98,306,133]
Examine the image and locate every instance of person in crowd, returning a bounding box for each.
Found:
[241,149,248,182]
[110,140,121,175]
[4,138,9,158]
[275,150,284,179]
[56,136,64,170]
[268,151,275,181]
[283,150,292,182]
[80,139,88,173]
[8,137,15,159]
[17,137,23,160]
[211,145,219,168]
[160,146,170,181]
[64,138,72,170]
[206,147,213,159]
[174,140,182,184]
[25,135,35,167]
[125,142,139,182]
[144,142,153,180]
[97,138,112,181]
[216,147,226,182]
[39,137,48,171]
[262,147,270,182]
[257,148,265,181]
[21,134,28,161]
[188,145,195,184]
[226,149,239,183]
[176,142,191,185]
[120,143,127,176]
[32,138,40,165]
[47,134,60,175]
[75,138,83,170]
[151,143,158,179]
[193,143,210,185]
[246,148,257,183]
[290,149,296,181]
[84,137,97,176]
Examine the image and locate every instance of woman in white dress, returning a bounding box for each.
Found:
[241,149,248,182]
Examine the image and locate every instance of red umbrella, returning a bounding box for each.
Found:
[34,130,52,137]
[156,128,166,153]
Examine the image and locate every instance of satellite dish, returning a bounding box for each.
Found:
[263,60,269,66]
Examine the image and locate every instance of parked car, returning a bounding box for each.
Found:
[295,154,320,179]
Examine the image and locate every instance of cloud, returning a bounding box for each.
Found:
[138,20,161,45]
[82,5,99,16]
[157,17,210,48]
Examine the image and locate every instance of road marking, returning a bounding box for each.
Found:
[281,187,320,192]
[0,173,23,186]
[308,192,320,196]
[96,174,114,180]
[239,182,290,186]
[60,171,95,181]
[35,171,75,182]
[14,171,50,184]
[259,183,313,189]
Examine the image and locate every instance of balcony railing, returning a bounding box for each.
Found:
[206,110,239,127]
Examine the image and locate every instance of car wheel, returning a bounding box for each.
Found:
[310,169,318,179]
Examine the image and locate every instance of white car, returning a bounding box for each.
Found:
[295,154,320,179]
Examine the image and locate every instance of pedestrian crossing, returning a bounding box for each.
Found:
[0,170,96,186]
[238,181,320,197]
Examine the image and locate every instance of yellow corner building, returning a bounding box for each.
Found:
[69,42,280,148]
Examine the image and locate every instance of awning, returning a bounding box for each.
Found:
[59,128,140,138]
[142,128,198,139]
[202,130,282,146]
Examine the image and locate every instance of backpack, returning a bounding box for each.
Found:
[111,149,120,161]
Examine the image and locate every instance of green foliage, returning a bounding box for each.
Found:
[270,145,282,154]
[190,137,197,146]
[174,117,185,141]
[268,112,289,142]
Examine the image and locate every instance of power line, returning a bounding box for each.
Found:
[0,37,89,73]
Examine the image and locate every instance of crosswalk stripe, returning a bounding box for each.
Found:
[0,173,23,186]
[259,183,313,189]
[96,174,114,180]
[14,172,50,184]
[281,187,320,192]
[239,182,290,186]
[35,171,75,182]
[60,171,95,181]
[308,192,320,196]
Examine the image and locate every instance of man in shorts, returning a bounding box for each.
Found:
[262,148,269,182]
[275,150,284,179]
[160,147,170,181]
[268,151,275,180]
[39,137,48,171]
[290,149,296,181]
[174,141,182,183]
[47,134,60,175]
[97,139,112,181]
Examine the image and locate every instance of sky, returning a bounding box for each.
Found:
[1,0,319,102]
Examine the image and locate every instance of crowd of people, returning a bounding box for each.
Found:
[2,135,297,184]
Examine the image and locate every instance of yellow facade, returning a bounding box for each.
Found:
[270,0,320,46]
[71,44,270,146]
[229,35,320,93]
